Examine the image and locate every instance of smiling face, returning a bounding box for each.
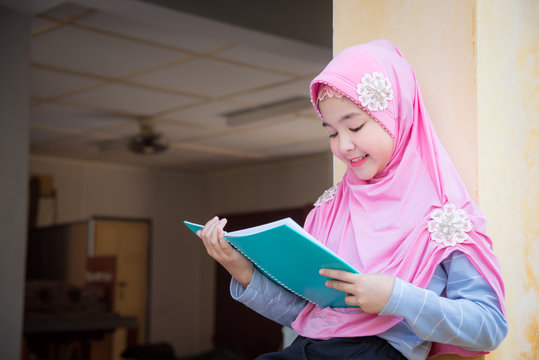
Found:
[320,95,394,181]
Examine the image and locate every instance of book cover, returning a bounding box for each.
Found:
[183,217,359,308]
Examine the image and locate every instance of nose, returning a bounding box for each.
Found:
[339,133,355,153]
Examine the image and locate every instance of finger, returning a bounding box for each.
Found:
[325,279,356,294]
[320,269,358,283]
[200,219,222,254]
[200,217,220,240]
[206,226,224,253]
[204,216,218,227]
[200,216,219,237]
[344,293,359,307]
[216,218,230,250]
[201,216,220,233]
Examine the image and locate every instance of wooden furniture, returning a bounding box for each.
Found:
[24,313,137,360]
[25,217,151,360]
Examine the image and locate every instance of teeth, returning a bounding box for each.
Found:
[351,155,367,163]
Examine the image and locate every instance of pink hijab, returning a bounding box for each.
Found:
[291,40,505,357]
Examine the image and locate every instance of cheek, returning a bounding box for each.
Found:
[379,136,394,165]
[329,140,342,158]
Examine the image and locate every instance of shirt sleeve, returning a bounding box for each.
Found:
[230,268,307,327]
[379,251,507,351]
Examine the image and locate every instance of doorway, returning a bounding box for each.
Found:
[213,206,311,359]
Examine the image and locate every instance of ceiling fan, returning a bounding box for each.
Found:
[97,116,169,155]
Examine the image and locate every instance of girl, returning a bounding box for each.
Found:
[197,40,507,360]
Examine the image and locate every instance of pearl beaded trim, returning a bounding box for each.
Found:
[314,184,338,207]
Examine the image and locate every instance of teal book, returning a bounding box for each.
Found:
[183,217,359,308]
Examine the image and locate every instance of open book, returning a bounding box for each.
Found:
[184,217,359,308]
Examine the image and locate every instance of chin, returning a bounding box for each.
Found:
[351,169,375,181]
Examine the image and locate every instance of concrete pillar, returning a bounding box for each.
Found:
[476,1,538,358]
[0,6,30,360]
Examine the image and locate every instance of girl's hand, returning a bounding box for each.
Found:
[197,216,254,287]
[320,269,395,313]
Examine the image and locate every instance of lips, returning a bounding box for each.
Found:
[350,155,368,167]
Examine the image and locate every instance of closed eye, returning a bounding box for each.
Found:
[328,132,338,138]
[350,124,365,132]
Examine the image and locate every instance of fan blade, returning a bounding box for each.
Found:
[127,133,169,155]
[95,137,130,151]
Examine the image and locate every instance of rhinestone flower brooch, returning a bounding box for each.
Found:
[356,72,393,112]
[428,204,473,247]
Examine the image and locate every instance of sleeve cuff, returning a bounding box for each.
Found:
[379,277,430,320]
[379,277,406,316]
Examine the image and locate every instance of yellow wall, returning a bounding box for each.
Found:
[333,0,538,358]
[476,1,539,358]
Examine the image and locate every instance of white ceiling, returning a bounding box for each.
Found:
[18,0,333,172]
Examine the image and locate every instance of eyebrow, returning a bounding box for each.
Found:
[321,112,362,127]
